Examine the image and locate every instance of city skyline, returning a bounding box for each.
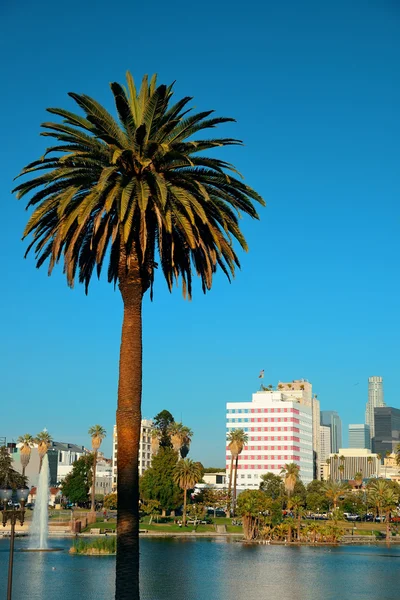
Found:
[3,374,393,465]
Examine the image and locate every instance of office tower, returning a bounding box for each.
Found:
[320,411,342,454]
[226,389,313,491]
[372,407,400,456]
[348,424,371,450]
[365,376,385,440]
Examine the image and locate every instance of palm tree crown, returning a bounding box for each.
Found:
[88,425,107,450]
[17,433,34,470]
[35,430,52,457]
[227,429,248,457]
[14,72,264,297]
[280,463,300,497]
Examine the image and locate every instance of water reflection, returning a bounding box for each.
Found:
[0,538,399,600]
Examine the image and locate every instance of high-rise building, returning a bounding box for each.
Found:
[112,419,154,491]
[276,380,320,477]
[348,424,371,450]
[320,425,332,462]
[365,376,385,440]
[320,411,342,453]
[372,407,400,456]
[226,390,313,490]
[319,424,332,480]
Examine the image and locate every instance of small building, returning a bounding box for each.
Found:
[328,448,380,480]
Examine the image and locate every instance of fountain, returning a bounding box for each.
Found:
[29,453,50,549]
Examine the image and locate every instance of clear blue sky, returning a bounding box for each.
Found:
[1,1,399,464]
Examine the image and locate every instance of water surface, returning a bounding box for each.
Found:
[0,537,399,600]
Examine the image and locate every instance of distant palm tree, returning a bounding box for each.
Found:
[367,456,374,475]
[280,463,300,497]
[227,429,248,515]
[88,425,107,513]
[396,444,400,467]
[354,472,363,489]
[172,459,203,525]
[35,430,52,472]
[17,434,34,477]
[290,495,304,541]
[168,422,193,458]
[15,72,264,599]
[323,481,348,510]
[338,464,345,481]
[368,479,399,539]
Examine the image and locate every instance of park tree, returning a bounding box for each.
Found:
[104,493,118,510]
[236,489,271,540]
[17,434,35,477]
[15,72,263,600]
[88,424,106,513]
[61,454,94,505]
[140,448,183,514]
[0,447,27,489]
[259,472,284,500]
[173,459,203,525]
[152,410,175,452]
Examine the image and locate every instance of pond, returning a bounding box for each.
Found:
[0,537,399,600]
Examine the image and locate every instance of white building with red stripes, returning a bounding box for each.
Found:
[226,390,313,490]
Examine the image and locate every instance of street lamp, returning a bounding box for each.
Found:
[0,485,30,600]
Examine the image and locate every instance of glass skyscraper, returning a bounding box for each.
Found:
[348,423,371,449]
[320,410,342,454]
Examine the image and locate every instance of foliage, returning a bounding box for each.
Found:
[71,536,116,555]
[153,411,175,448]
[140,448,183,512]
[35,430,52,458]
[237,489,271,540]
[203,467,226,473]
[198,488,228,513]
[306,491,329,513]
[88,425,107,450]
[0,447,27,489]
[173,459,203,491]
[259,472,284,500]
[280,463,300,497]
[61,454,94,504]
[323,481,350,509]
[227,429,248,457]
[140,499,161,518]
[104,492,118,510]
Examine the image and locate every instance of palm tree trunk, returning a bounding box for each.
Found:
[39,456,43,473]
[116,272,143,600]
[233,456,238,517]
[183,489,187,526]
[227,454,234,517]
[91,450,98,513]
[22,466,25,478]
[297,516,301,541]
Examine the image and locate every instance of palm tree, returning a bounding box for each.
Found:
[280,463,300,497]
[172,459,202,525]
[323,481,348,510]
[368,480,399,539]
[17,434,34,477]
[14,73,263,599]
[88,425,107,513]
[227,429,248,515]
[290,495,304,541]
[338,464,345,481]
[354,472,363,489]
[367,456,374,476]
[35,430,52,472]
[168,422,193,458]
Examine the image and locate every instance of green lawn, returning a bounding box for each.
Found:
[83,516,242,534]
